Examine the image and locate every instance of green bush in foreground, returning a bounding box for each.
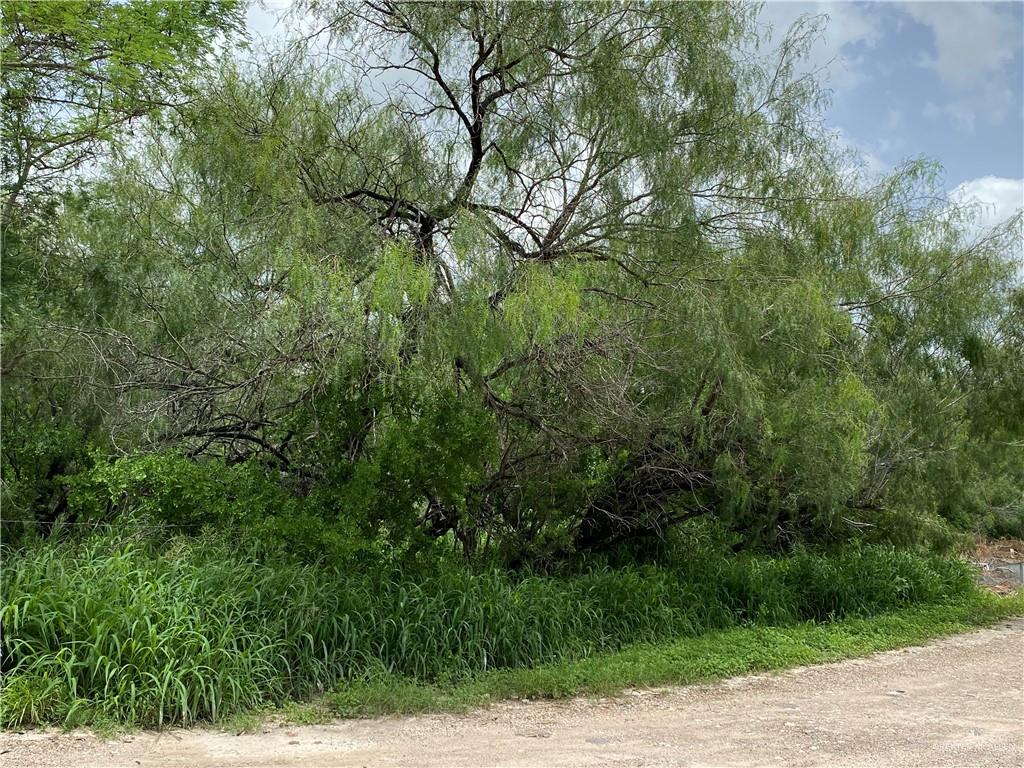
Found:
[0,534,975,728]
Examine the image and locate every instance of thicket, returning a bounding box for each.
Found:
[3,1,1022,563]
[1,0,1022,730]
[0,530,975,728]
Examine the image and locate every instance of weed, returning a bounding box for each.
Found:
[0,532,985,728]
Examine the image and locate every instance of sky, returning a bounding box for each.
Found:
[245,1,1024,232]
[756,1,1023,231]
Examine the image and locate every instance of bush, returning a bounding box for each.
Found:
[0,530,975,728]
[59,452,373,563]
[984,508,1024,540]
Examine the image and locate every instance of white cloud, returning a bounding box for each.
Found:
[246,1,293,43]
[756,2,882,92]
[901,2,1022,88]
[904,3,1021,134]
[950,177,1023,240]
[832,126,892,182]
[945,179,1023,268]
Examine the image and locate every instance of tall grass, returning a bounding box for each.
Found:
[0,533,974,728]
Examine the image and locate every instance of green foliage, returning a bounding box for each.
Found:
[0,531,977,728]
[2,2,1020,741]
[1,0,244,211]
[65,453,285,527]
[3,0,1020,559]
[331,592,1024,718]
[0,0,244,543]
[59,452,372,563]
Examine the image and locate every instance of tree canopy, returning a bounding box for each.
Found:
[2,0,1021,563]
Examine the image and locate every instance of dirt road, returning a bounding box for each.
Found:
[4,619,1023,768]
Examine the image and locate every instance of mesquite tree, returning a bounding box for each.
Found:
[4,1,1021,560]
[0,0,244,526]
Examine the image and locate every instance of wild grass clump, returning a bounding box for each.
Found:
[0,532,975,728]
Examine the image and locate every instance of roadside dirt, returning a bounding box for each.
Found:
[4,619,1023,768]
[974,539,1024,560]
[972,540,1024,595]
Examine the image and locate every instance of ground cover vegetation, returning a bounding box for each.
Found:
[0,530,995,727]
[1,0,1022,729]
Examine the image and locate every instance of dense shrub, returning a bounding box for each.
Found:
[0,532,974,728]
[55,453,374,563]
[5,0,1022,566]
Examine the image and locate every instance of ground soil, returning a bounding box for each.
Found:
[4,618,1023,768]
[972,539,1024,595]
[972,539,1024,562]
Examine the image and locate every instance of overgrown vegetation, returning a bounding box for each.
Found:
[1,0,1022,732]
[0,531,980,727]
[4,0,1021,558]
[318,593,1024,720]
